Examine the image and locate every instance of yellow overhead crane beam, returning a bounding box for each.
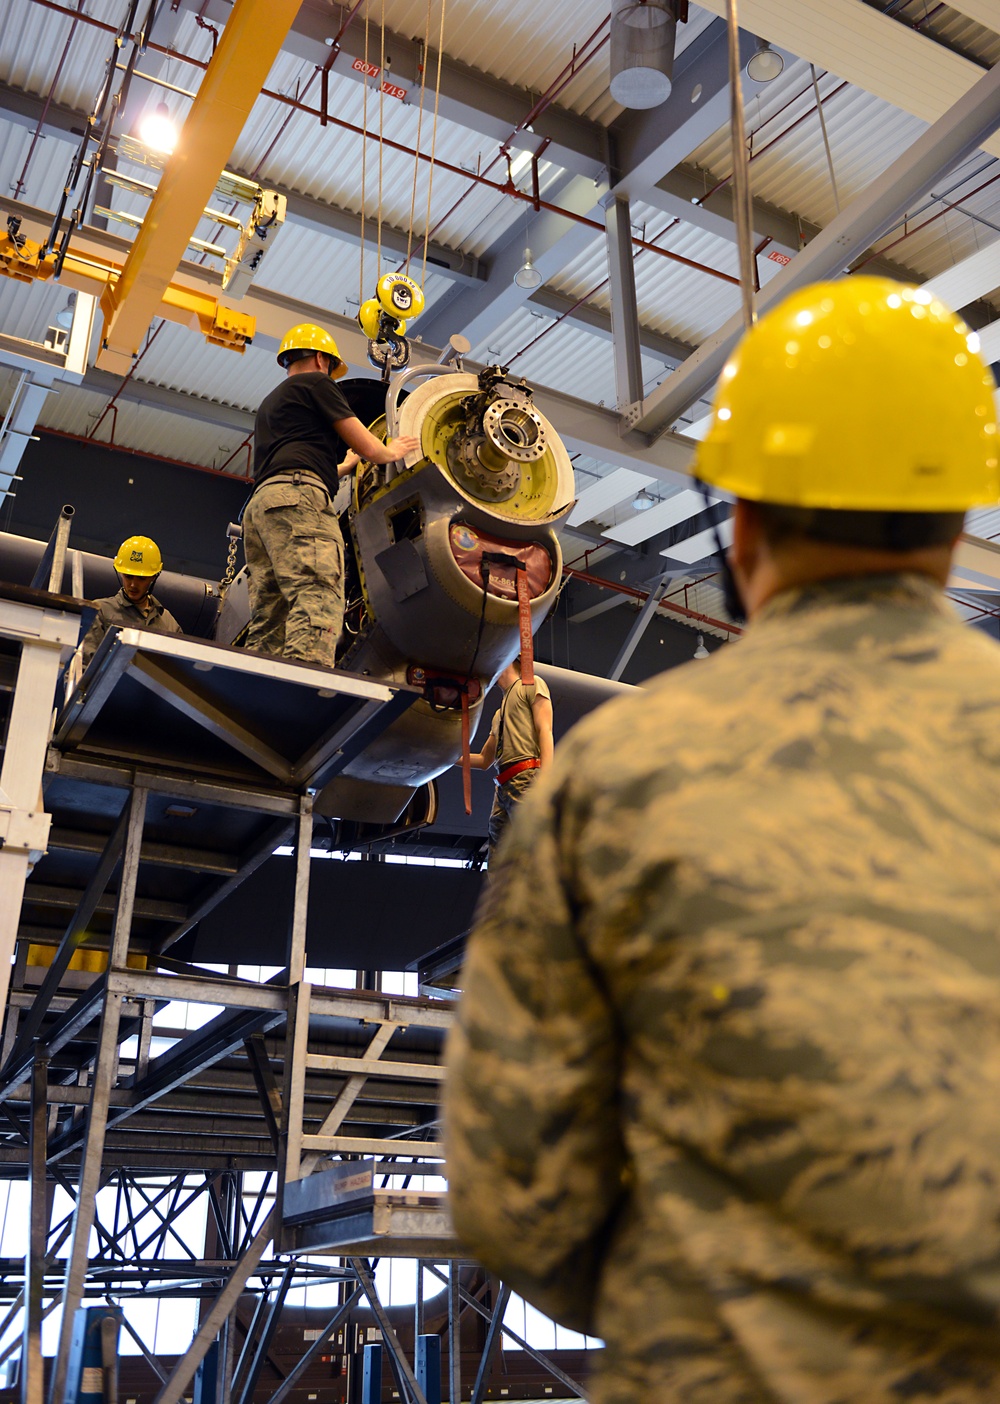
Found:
[0,220,255,353]
[96,0,304,373]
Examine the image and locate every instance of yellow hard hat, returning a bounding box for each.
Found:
[697,277,1000,511]
[114,536,163,576]
[376,273,424,322]
[277,323,347,379]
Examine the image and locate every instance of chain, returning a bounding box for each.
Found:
[219,527,241,600]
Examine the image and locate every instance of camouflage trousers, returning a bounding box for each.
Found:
[243,474,344,668]
[487,766,540,862]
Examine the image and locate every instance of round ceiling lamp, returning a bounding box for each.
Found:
[746,38,784,84]
[609,0,678,111]
[513,250,543,290]
[139,102,178,154]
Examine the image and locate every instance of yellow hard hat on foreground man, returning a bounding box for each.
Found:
[446,278,1000,1404]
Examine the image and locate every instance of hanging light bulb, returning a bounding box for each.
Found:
[139,101,178,154]
[631,489,656,511]
[746,38,784,84]
[693,634,710,659]
[610,0,678,110]
[513,249,543,290]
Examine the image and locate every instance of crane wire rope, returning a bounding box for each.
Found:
[377,0,386,276]
[421,0,448,285]
[726,0,756,329]
[810,63,841,214]
[359,1,371,305]
[405,0,434,264]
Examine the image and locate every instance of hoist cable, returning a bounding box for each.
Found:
[359,1,371,306]
[810,63,841,215]
[726,0,756,329]
[422,0,448,284]
[377,0,386,275]
[405,0,434,266]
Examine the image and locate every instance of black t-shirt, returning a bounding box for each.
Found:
[253,372,356,495]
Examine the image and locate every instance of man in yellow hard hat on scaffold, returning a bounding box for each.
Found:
[244,323,419,669]
[81,534,181,668]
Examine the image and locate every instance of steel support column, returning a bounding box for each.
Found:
[470,1283,511,1404]
[632,53,1000,438]
[49,787,147,1404]
[448,1263,461,1404]
[609,580,667,680]
[234,1263,293,1404]
[0,597,80,1026]
[21,1050,48,1404]
[266,1287,363,1404]
[604,196,644,413]
[151,1209,276,1404]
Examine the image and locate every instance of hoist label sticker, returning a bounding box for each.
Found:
[352,58,380,78]
[381,81,407,100]
[767,250,792,266]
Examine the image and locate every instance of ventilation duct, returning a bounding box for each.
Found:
[609,0,679,110]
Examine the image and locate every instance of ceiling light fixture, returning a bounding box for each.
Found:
[610,0,680,110]
[139,101,178,154]
[746,37,784,84]
[693,633,710,659]
[54,292,77,329]
[632,489,656,511]
[513,249,543,290]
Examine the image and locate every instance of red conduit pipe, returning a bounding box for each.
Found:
[13,0,85,199]
[39,427,253,481]
[87,320,166,441]
[24,1,740,285]
[563,565,742,635]
[420,18,611,250]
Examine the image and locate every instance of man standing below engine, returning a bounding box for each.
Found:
[246,323,419,668]
[469,656,553,862]
[82,535,181,668]
[447,279,1000,1403]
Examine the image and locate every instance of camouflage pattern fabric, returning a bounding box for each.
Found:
[243,474,345,668]
[446,573,1000,1403]
[81,589,181,668]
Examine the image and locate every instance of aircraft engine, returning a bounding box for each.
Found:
[323,362,575,822]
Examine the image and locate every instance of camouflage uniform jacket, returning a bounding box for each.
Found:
[82,589,181,667]
[446,573,1000,1404]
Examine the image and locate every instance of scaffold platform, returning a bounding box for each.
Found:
[0,585,583,1404]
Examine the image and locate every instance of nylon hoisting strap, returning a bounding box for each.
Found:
[515,562,534,685]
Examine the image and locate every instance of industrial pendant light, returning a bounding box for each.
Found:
[609,0,679,110]
[746,37,784,84]
[139,101,178,154]
[513,249,543,290]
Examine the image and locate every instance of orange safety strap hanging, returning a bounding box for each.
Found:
[460,685,473,816]
[516,562,534,685]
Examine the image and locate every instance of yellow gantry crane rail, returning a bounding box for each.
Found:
[96,0,304,370]
[0,221,255,353]
[0,0,304,370]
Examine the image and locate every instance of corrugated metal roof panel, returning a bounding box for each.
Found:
[35,382,252,474]
[0,276,70,344]
[686,52,1000,290]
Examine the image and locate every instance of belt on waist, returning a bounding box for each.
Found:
[254,469,327,493]
[495,757,541,787]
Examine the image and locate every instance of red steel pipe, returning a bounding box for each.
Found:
[563,565,742,635]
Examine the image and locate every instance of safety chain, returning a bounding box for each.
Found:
[219,523,242,600]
